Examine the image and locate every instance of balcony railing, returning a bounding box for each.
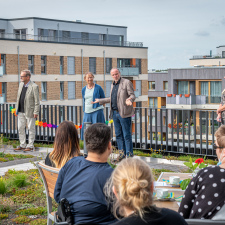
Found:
[0,104,220,158]
[190,55,222,59]
[166,95,221,105]
[118,67,139,76]
[0,32,143,48]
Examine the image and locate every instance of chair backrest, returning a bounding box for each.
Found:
[186,219,225,225]
[36,161,59,198]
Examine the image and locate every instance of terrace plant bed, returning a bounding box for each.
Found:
[0,152,34,163]
[0,167,169,224]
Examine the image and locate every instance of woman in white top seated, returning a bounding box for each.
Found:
[81,72,105,140]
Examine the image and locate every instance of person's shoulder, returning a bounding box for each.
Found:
[95,83,103,90]
[160,208,187,223]
[82,86,86,91]
[198,165,219,176]
[31,82,39,88]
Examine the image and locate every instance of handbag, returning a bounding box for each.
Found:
[56,198,74,225]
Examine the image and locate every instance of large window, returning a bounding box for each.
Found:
[41,82,47,101]
[149,81,155,91]
[67,56,75,75]
[149,97,158,108]
[0,54,6,74]
[136,80,142,97]
[89,57,96,74]
[163,81,168,91]
[28,55,34,74]
[0,29,5,38]
[14,29,26,40]
[60,56,64,75]
[105,58,112,74]
[178,81,189,94]
[60,82,64,100]
[200,81,221,103]
[41,56,46,74]
[2,82,6,102]
[68,81,75,99]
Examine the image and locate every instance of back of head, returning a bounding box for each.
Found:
[215,125,225,149]
[105,158,154,218]
[84,123,111,155]
[50,121,80,168]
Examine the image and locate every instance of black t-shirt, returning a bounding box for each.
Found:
[112,208,187,225]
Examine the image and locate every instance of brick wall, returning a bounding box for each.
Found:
[20,55,28,72]
[34,81,42,100]
[83,57,89,74]
[96,57,104,74]
[34,55,41,75]
[47,56,60,74]
[141,80,148,95]
[7,82,18,102]
[64,81,68,99]
[47,82,60,100]
[141,59,148,74]
[6,54,18,74]
[112,58,117,69]
[75,57,82,74]
[76,81,82,99]
[63,57,68,75]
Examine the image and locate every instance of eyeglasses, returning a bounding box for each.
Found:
[213,143,224,150]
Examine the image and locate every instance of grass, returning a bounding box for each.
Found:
[0,152,34,162]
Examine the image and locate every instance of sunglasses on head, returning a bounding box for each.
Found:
[213,143,224,150]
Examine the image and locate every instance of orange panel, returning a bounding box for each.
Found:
[131,58,136,67]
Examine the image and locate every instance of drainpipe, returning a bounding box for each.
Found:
[103,50,105,92]
[81,49,83,88]
[17,46,20,86]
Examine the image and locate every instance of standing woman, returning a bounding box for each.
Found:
[81,72,105,140]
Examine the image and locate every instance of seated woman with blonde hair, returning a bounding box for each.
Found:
[105,158,187,225]
[45,121,80,168]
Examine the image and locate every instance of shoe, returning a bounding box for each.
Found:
[23,147,33,152]
[14,146,26,151]
[112,154,125,163]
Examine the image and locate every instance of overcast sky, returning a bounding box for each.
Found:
[1,0,225,70]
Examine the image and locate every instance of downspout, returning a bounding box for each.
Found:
[17,46,20,86]
[81,49,83,88]
[103,50,105,92]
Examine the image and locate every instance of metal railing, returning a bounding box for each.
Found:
[191,55,222,59]
[0,32,144,48]
[0,104,220,157]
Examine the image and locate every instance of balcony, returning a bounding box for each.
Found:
[118,67,139,76]
[190,55,222,59]
[0,33,144,48]
[166,94,220,109]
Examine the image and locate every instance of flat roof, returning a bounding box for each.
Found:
[0,17,127,29]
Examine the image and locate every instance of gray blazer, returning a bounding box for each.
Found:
[99,78,135,118]
[16,81,40,118]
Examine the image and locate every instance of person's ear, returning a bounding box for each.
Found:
[108,141,112,152]
[113,186,119,199]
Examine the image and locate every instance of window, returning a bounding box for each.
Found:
[41,56,46,74]
[14,29,26,40]
[163,81,168,91]
[222,51,225,58]
[41,82,47,101]
[178,81,189,94]
[89,57,96,74]
[62,31,70,41]
[28,55,34,74]
[49,29,56,41]
[60,82,64,100]
[136,80,142,97]
[0,29,5,38]
[149,97,158,108]
[82,32,89,43]
[119,35,124,46]
[0,54,6,74]
[67,57,75,75]
[149,81,155,90]
[60,56,64,75]
[68,81,75,99]
[136,59,142,74]
[2,82,6,102]
[105,58,112,74]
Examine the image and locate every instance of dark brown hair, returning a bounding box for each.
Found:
[49,121,80,168]
[215,125,225,151]
[84,123,111,154]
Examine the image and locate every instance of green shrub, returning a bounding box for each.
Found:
[15,206,47,216]
[0,205,11,213]
[0,157,7,162]
[0,213,8,220]
[0,177,7,195]
[13,174,28,188]
[12,215,31,224]
[30,219,47,225]
[79,140,84,149]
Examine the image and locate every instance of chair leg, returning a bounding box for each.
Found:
[47,216,52,225]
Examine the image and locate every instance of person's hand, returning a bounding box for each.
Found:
[125,98,132,106]
[92,99,99,104]
[34,114,38,118]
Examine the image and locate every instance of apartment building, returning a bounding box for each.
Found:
[0,17,148,106]
[148,67,225,143]
[190,45,225,67]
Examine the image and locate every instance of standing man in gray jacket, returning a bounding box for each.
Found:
[93,68,135,161]
[14,70,40,152]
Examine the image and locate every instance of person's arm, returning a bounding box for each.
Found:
[54,167,64,203]
[92,97,110,104]
[217,104,225,114]
[178,175,199,218]
[126,81,136,106]
[33,85,40,118]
